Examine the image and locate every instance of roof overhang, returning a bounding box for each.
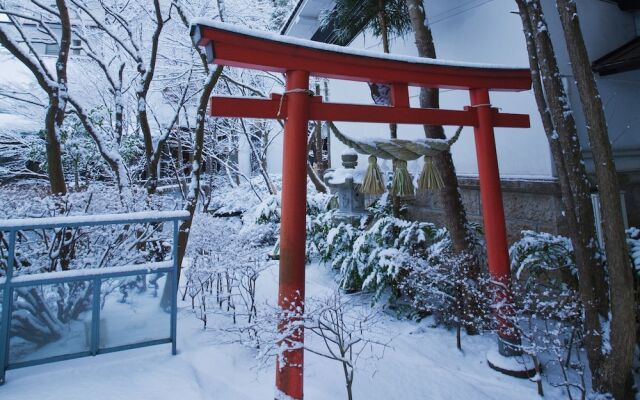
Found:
[613,0,640,11]
[593,37,640,76]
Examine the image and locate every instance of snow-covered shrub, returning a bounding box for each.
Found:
[352,217,438,299]
[508,230,585,398]
[306,208,338,257]
[627,227,640,278]
[181,211,272,345]
[509,230,577,286]
[508,230,583,325]
[0,130,47,184]
[253,195,280,224]
[324,221,362,291]
[307,191,337,217]
[400,227,492,343]
[309,206,440,299]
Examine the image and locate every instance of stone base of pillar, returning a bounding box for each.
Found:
[486,348,537,379]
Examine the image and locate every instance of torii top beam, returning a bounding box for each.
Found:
[190,20,532,92]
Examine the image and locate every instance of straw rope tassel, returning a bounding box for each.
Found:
[361,155,386,195]
[390,159,414,197]
[418,156,445,191]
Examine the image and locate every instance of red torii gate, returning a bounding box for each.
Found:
[192,21,533,400]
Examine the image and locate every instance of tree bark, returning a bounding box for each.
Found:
[404,0,480,332]
[307,161,328,193]
[555,1,635,397]
[139,0,165,194]
[44,104,67,194]
[515,0,613,394]
[375,1,401,217]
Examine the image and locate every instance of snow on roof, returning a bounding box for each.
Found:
[191,20,527,71]
[0,113,40,132]
[324,167,364,185]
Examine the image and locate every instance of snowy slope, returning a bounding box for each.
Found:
[0,260,565,400]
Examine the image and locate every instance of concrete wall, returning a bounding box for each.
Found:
[406,177,566,244]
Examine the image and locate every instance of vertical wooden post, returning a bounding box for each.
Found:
[469,88,519,355]
[276,69,311,400]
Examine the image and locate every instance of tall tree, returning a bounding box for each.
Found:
[0,1,71,194]
[403,0,481,330]
[555,1,635,397]
[516,1,633,397]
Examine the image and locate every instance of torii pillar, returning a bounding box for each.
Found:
[276,70,311,398]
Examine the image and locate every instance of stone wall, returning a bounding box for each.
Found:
[405,177,567,244]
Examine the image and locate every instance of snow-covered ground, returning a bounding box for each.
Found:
[0,260,564,400]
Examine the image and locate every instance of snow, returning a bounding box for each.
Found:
[0,113,40,132]
[0,262,564,400]
[341,148,358,156]
[324,167,364,185]
[0,210,190,230]
[190,20,528,71]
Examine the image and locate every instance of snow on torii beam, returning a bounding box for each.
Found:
[191,20,533,399]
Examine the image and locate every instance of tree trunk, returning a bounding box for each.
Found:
[405,0,480,332]
[515,0,612,394]
[44,104,67,194]
[307,161,328,193]
[555,1,635,397]
[313,83,328,174]
[375,0,401,217]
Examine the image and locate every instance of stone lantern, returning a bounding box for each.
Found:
[323,150,369,225]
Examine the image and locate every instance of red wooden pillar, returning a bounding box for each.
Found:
[275,70,311,400]
[470,88,519,355]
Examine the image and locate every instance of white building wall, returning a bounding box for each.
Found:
[274,0,640,179]
[272,0,555,178]
[539,0,640,173]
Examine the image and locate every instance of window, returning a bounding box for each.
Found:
[44,43,59,56]
[72,39,81,55]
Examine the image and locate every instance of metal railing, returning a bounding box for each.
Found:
[0,210,190,385]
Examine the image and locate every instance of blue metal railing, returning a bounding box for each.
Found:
[0,210,190,385]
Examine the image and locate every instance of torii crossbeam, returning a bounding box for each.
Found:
[191,20,534,399]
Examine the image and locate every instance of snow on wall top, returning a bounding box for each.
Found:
[190,20,527,71]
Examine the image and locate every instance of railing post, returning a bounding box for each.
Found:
[171,219,179,356]
[275,69,311,400]
[91,277,101,356]
[0,230,16,385]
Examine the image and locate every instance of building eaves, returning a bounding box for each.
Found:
[593,36,640,76]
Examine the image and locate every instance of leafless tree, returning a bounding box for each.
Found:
[305,292,390,400]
